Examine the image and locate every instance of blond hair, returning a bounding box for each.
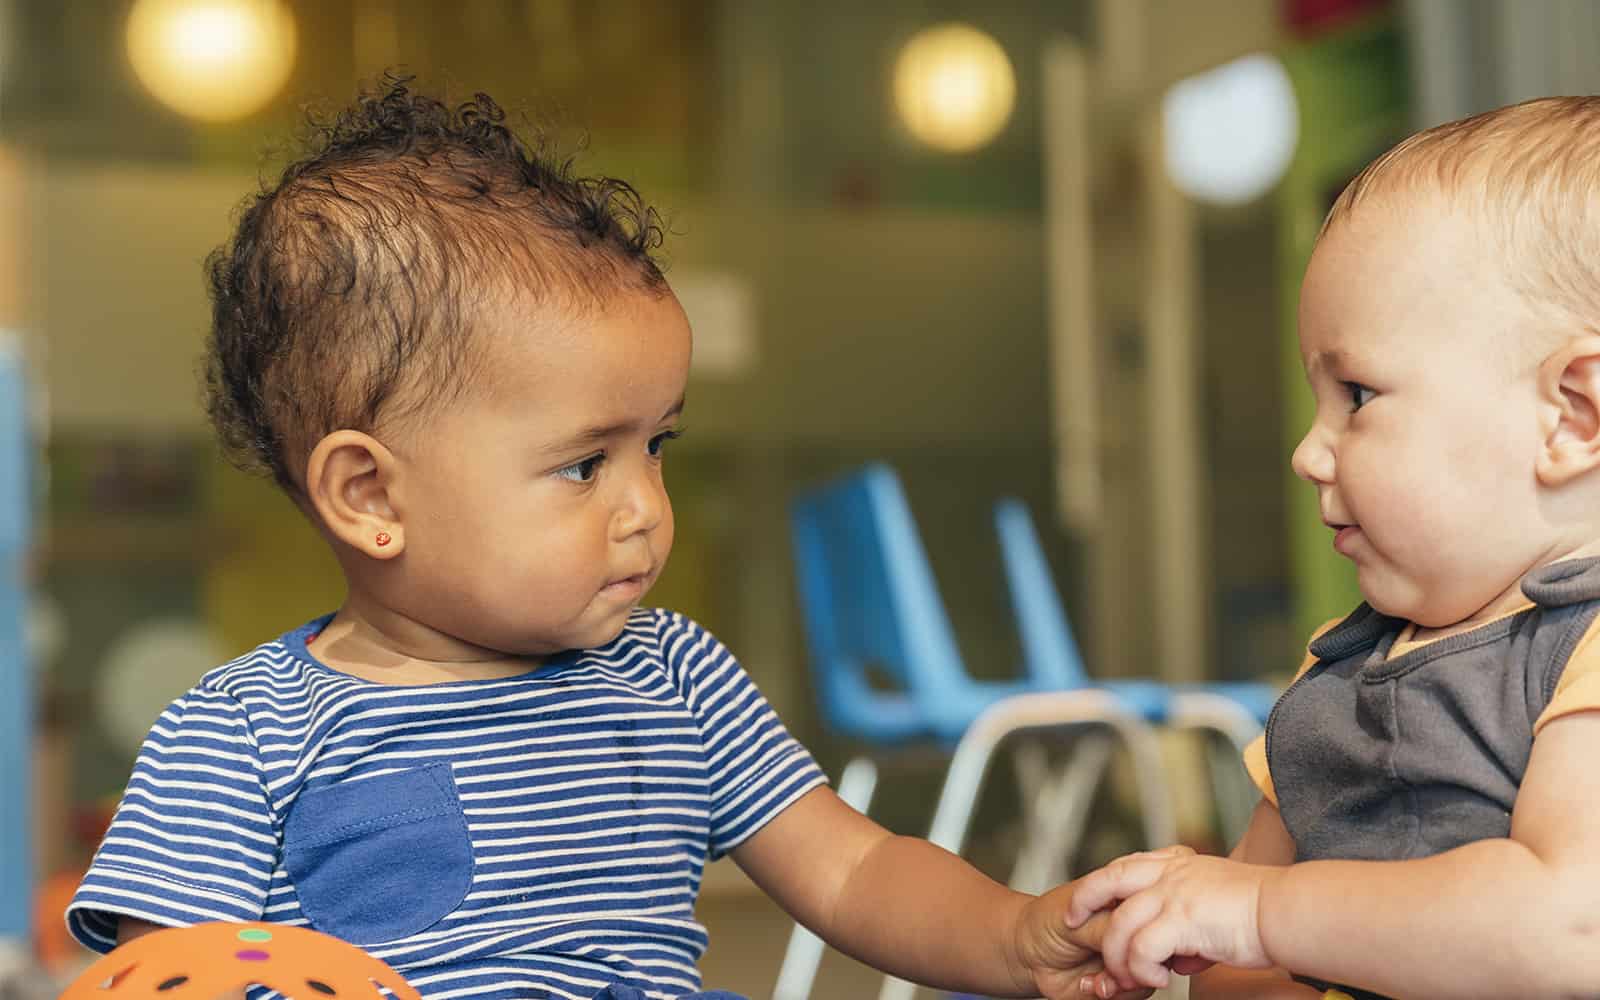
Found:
[1324,96,1600,332]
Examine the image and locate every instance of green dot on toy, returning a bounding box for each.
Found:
[236,928,273,942]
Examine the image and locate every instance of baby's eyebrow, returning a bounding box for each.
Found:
[1306,347,1351,373]
[564,396,686,446]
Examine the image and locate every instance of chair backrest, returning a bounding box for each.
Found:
[789,464,976,741]
[993,498,1093,689]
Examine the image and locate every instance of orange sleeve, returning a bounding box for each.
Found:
[1534,611,1600,733]
[1244,618,1344,805]
[1242,733,1274,805]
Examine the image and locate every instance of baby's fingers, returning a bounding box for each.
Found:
[1095,889,1168,986]
[1066,847,1192,927]
[1085,955,1211,999]
[1067,908,1113,953]
[1122,913,1188,989]
[1081,971,1155,1000]
[1085,950,1209,998]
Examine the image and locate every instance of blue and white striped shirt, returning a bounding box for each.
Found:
[68,608,826,999]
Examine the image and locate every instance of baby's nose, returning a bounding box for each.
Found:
[613,475,666,538]
[1290,427,1334,484]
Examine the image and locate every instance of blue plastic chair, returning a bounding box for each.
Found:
[788,464,1034,747]
[775,465,1175,1000]
[993,497,1279,846]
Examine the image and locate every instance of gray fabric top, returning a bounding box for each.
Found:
[1269,559,1600,1000]
[1268,557,1600,864]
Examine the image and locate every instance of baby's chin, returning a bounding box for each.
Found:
[1353,576,1425,623]
[554,607,645,653]
[1361,588,1478,630]
[471,600,643,654]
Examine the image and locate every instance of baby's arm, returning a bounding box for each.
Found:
[1186,800,1318,1000]
[1080,711,1600,998]
[732,785,1151,1000]
[1258,710,1600,996]
[116,917,161,944]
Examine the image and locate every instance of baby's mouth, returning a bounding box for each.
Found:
[1329,523,1360,554]
[600,571,651,599]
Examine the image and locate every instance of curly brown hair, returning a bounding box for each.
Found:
[203,75,668,495]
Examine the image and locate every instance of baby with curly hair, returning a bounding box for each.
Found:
[64,79,1135,1000]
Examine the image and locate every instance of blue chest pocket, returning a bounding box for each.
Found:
[283,762,474,944]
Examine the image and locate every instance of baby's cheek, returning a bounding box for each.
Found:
[655,509,676,559]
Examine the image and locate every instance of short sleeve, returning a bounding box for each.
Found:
[658,613,827,859]
[1243,619,1345,806]
[1535,612,1600,733]
[1242,734,1274,805]
[67,687,278,953]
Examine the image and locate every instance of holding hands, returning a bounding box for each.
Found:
[1009,881,1154,1000]
[1007,844,1235,1000]
[1061,846,1278,998]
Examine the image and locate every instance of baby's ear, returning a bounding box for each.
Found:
[304,430,405,558]
[1537,336,1600,487]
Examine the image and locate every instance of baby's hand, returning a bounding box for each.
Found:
[1063,846,1277,996]
[1013,845,1199,999]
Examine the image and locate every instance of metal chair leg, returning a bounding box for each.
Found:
[1168,692,1262,846]
[773,757,879,1000]
[1009,740,1058,893]
[1009,731,1116,893]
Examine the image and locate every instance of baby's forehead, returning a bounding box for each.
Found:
[1307,205,1570,370]
[464,282,682,380]
[463,278,611,357]
[1321,167,1543,287]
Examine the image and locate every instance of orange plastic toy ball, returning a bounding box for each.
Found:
[60,921,420,999]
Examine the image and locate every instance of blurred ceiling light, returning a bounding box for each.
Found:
[1162,53,1299,206]
[893,22,1016,153]
[126,0,297,122]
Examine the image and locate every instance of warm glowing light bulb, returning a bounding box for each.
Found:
[126,0,297,122]
[893,23,1016,154]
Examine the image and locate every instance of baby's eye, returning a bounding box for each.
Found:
[556,453,604,483]
[647,429,682,458]
[1343,381,1375,412]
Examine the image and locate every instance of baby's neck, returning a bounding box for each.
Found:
[310,610,545,685]
[1409,538,1600,645]
[1407,593,1533,646]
